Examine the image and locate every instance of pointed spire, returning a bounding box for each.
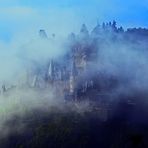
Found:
[48,60,54,80]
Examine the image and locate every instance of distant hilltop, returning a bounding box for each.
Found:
[39,21,148,41]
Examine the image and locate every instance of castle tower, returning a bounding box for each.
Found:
[69,58,78,101]
[39,29,48,39]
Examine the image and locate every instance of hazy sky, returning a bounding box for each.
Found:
[0,0,148,41]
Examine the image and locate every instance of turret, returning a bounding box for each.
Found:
[39,29,48,39]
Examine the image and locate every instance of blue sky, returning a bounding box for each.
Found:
[0,0,148,41]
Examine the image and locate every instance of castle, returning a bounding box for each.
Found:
[1,21,148,103]
[27,21,125,101]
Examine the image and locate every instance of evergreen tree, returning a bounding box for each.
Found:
[112,20,117,32]
[118,26,124,33]
[102,22,106,29]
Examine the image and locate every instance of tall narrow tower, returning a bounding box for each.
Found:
[48,59,54,81]
[69,59,77,100]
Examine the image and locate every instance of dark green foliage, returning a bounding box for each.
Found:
[1,101,148,148]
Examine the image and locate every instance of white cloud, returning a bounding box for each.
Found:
[0,6,37,20]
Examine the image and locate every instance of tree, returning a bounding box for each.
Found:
[102,22,106,29]
[118,26,124,33]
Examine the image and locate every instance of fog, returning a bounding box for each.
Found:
[0,22,148,142]
[97,39,148,92]
[0,33,69,137]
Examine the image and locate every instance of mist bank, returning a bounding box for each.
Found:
[0,21,148,144]
[0,21,148,108]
